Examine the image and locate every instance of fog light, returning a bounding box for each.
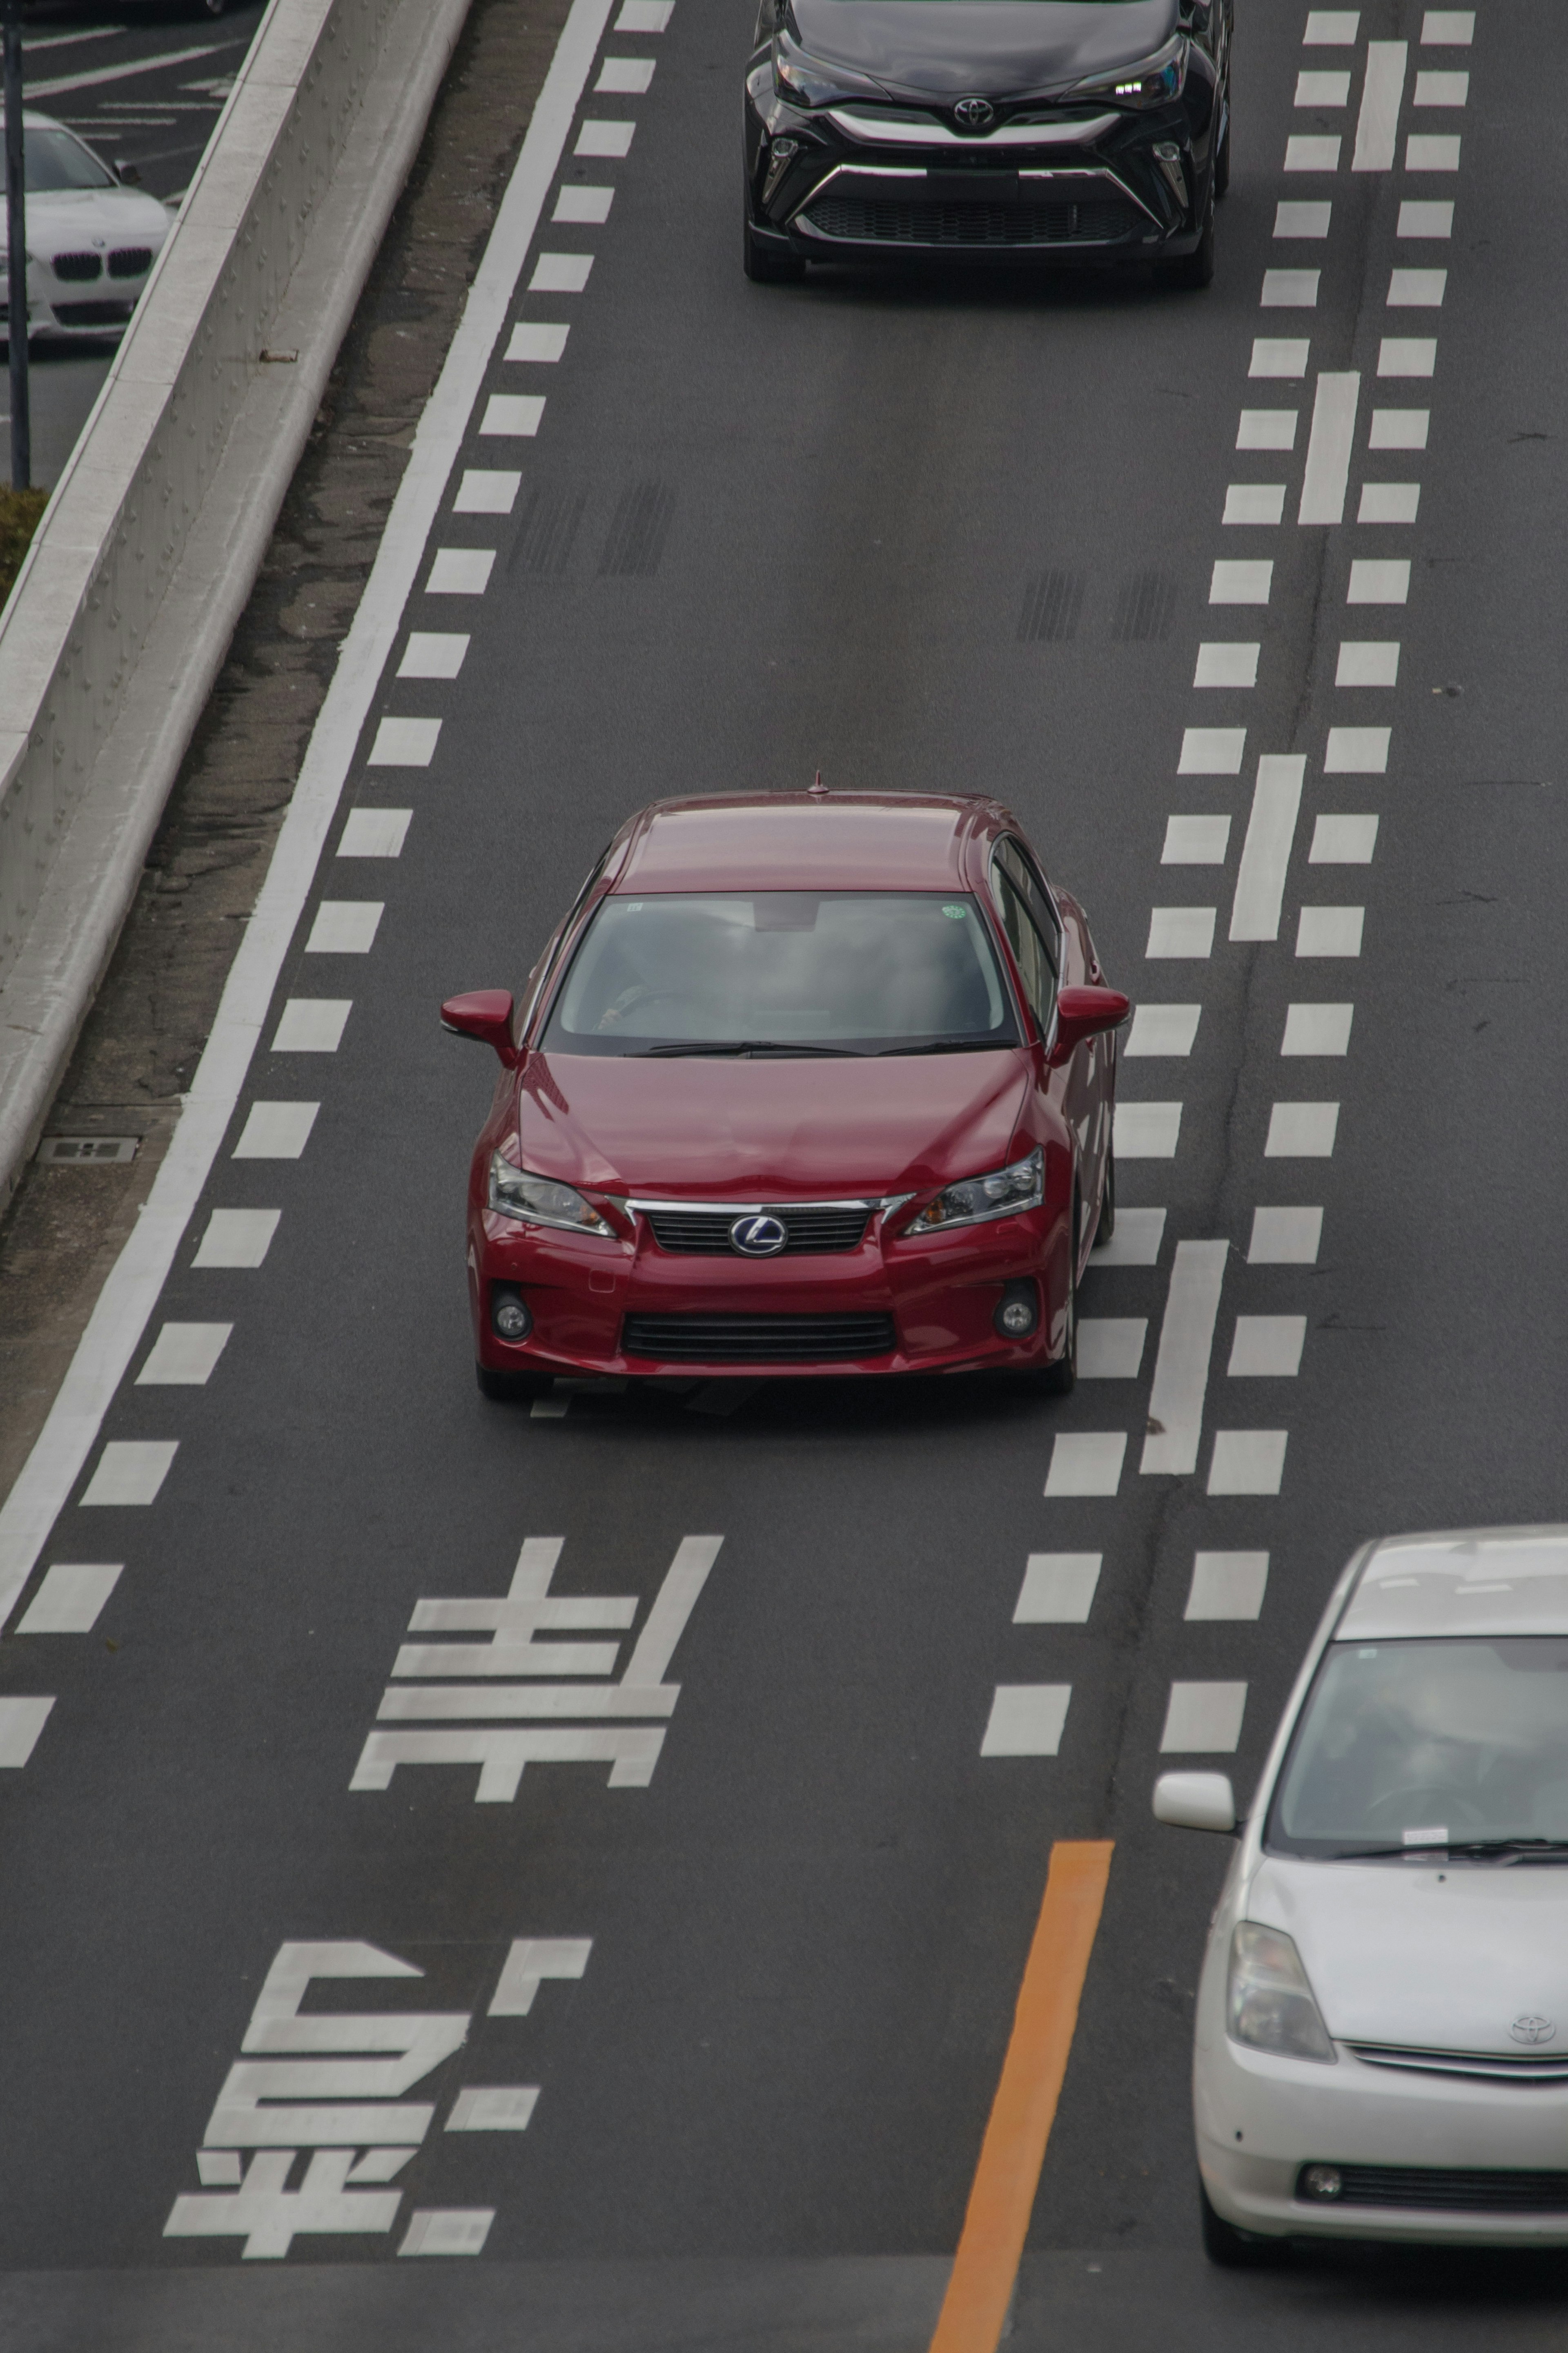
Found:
[1300,2165,1343,2201]
[491,1287,532,1342]
[994,1280,1038,1339]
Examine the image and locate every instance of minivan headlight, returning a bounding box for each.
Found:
[488,1151,613,1235]
[1227,1923,1336,2063]
[905,1146,1043,1233]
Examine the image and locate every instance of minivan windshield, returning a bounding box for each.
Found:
[542,890,1019,1056]
[1267,1637,1568,1860]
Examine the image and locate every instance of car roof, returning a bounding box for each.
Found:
[609,793,1018,894]
[1339,1525,1568,1639]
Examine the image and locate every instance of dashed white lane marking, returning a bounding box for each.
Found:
[529,252,594,291]
[232,1102,318,1160]
[1406,133,1460,170]
[1210,559,1272,604]
[1250,337,1310,378]
[136,1324,233,1386]
[1160,1682,1247,1753]
[1285,135,1340,172]
[980,1686,1072,1758]
[1389,266,1447,304]
[1185,1552,1269,1621]
[1352,40,1407,171]
[398,632,468,678]
[1223,485,1285,525]
[17,1562,122,1633]
[1398,198,1452,236]
[616,0,672,24]
[575,118,635,156]
[306,902,384,953]
[1421,10,1473,44]
[506,322,571,361]
[595,55,654,90]
[401,2211,493,2257]
[1304,11,1360,44]
[1348,556,1410,601]
[25,38,227,99]
[1231,754,1305,943]
[1262,268,1320,305]
[1370,407,1428,447]
[1298,371,1359,524]
[1311,813,1379,860]
[193,1209,281,1268]
[338,809,412,858]
[1194,644,1258,688]
[427,548,495,593]
[1096,1207,1165,1267]
[368,716,442,763]
[480,394,546,436]
[1044,1434,1126,1499]
[1359,483,1420,525]
[1379,335,1437,375]
[447,2087,539,2132]
[1079,1320,1148,1378]
[1146,908,1216,957]
[1126,1005,1200,1057]
[1115,1104,1183,1158]
[491,1938,592,2014]
[1179,727,1246,772]
[454,470,520,513]
[1325,725,1390,771]
[0,1699,55,1767]
[1294,71,1348,106]
[1207,1432,1288,1497]
[1228,1315,1306,1376]
[1296,906,1365,956]
[1414,68,1467,103]
[1014,1554,1101,1623]
[1336,640,1399,686]
[272,999,352,1053]
[1274,201,1331,239]
[80,1441,178,1506]
[1249,1205,1323,1263]
[1238,411,1296,451]
[1283,1002,1354,1055]
[1266,1102,1340,1157]
[1163,814,1232,861]
[1141,1240,1227,1477]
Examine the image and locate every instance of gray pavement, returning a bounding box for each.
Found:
[2,0,1566,2344]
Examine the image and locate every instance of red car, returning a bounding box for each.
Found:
[442,791,1129,1396]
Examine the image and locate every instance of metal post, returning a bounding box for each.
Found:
[4,0,30,493]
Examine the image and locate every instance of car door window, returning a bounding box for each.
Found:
[995,839,1063,980]
[989,863,1056,1036]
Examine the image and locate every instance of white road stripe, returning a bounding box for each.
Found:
[1398,199,1452,236]
[1325,725,1390,771]
[1185,1553,1268,1621]
[1294,73,1348,107]
[427,549,495,592]
[1230,754,1305,942]
[615,0,673,25]
[506,322,571,360]
[1358,482,1420,524]
[1238,412,1296,451]
[192,1209,280,1268]
[1180,727,1246,772]
[1146,909,1215,957]
[1389,266,1446,303]
[1095,1207,1166,1267]
[1379,337,1437,375]
[26,38,226,98]
[1207,1432,1288,1496]
[1044,1434,1126,1498]
[306,902,384,953]
[1297,906,1364,956]
[1406,133,1460,170]
[1210,560,1272,603]
[1304,12,1360,44]
[1274,202,1330,238]
[454,471,520,513]
[369,717,441,764]
[576,119,635,156]
[0,1700,55,1768]
[338,810,411,858]
[1115,1104,1183,1158]
[1250,338,1310,378]
[1336,641,1399,685]
[1285,135,1340,171]
[1014,1554,1101,1623]
[272,1000,352,1052]
[1422,8,1472,42]
[399,633,468,678]
[1265,1102,1340,1156]
[1078,1319,1147,1378]
[1141,1239,1227,1476]
[1194,644,1258,687]
[136,1323,232,1386]
[232,1103,318,1160]
[1163,814,1232,862]
[1262,268,1320,304]
[1248,1206,1323,1263]
[981,1686,1071,1758]
[1126,1005,1200,1056]
[1348,557,1410,601]
[1298,371,1359,523]
[1223,485,1285,525]
[480,395,545,436]
[1352,40,1407,170]
[1228,1316,1306,1376]
[1282,1003,1354,1055]
[1310,813,1379,860]
[80,1441,178,1506]
[595,56,655,90]
[447,2088,539,2132]
[1160,1681,1247,1753]
[17,1563,122,1634]
[22,26,127,54]
[1370,408,1428,447]
[529,253,594,291]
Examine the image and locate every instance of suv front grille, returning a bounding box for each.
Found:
[109,247,154,279]
[623,1312,895,1363]
[644,1204,872,1255]
[801,194,1142,250]
[51,251,102,281]
[1299,2163,1568,2214]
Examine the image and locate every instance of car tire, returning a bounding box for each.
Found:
[1039,1199,1079,1394]
[743,205,806,283]
[1159,192,1215,290]
[1091,1140,1116,1248]
[475,1361,550,1404]
[1214,93,1231,200]
[1199,2178,1279,2268]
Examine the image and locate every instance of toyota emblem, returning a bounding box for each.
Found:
[953,96,995,130]
[1510,2015,1557,2046]
[730,1213,788,1257]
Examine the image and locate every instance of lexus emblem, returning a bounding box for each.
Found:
[1510,2015,1557,2046]
[730,1213,788,1258]
[952,96,995,130]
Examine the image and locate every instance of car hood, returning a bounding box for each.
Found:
[515,1048,1034,1198]
[1248,1856,1568,2054]
[787,0,1176,101]
[2,185,172,255]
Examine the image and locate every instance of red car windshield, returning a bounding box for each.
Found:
[542,890,1020,1057]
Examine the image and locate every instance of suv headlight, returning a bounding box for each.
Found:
[773,30,886,107]
[905,1146,1043,1234]
[1071,33,1188,108]
[488,1151,614,1236]
[1226,1924,1336,2063]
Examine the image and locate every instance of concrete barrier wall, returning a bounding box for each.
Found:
[0,0,471,1204]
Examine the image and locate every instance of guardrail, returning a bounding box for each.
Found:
[0,0,471,1207]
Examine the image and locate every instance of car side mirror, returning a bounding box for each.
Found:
[441,990,518,1065]
[1153,1771,1237,1833]
[1045,984,1131,1068]
[116,161,143,186]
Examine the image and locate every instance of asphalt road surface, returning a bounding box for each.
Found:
[4,0,1568,2346]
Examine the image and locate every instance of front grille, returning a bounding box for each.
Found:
[1350,2042,1568,2084]
[1299,2163,1568,2214]
[51,251,102,282]
[644,1205,872,1255]
[801,194,1141,250]
[53,300,136,328]
[109,246,154,279]
[623,1311,896,1363]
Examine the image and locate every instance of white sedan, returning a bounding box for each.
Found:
[1156,1525,1568,2261]
[1,113,172,346]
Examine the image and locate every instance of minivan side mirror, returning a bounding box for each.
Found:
[1153,1771,1237,1833]
[1046,985,1131,1068]
[440,990,518,1065]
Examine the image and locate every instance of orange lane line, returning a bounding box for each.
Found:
[928,1838,1115,2353]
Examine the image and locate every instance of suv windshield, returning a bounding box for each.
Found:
[1267,1636,1568,1859]
[542,891,1019,1056]
[26,128,116,192]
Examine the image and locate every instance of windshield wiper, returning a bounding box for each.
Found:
[1329,1838,1568,1864]
[877,1036,1014,1057]
[639,1040,864,1058]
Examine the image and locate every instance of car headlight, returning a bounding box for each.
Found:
[905,1146,1043,1234]
[1226,1924,1336,2064]
[773,30,886,107]
[1071,33,1188,108]
[488,1151,614,1236]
